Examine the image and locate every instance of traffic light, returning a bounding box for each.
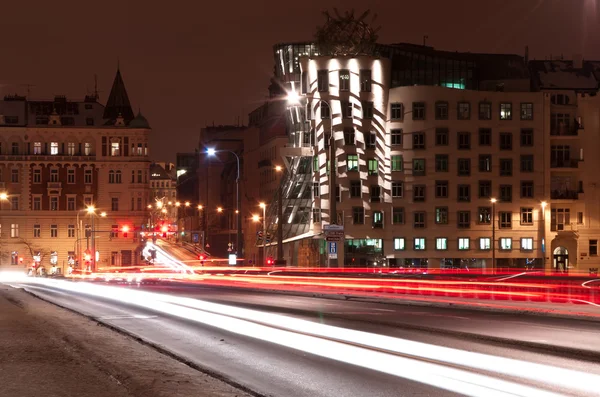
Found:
[122,225,130,238]
[266,257,274,265]
[19,257,23,264]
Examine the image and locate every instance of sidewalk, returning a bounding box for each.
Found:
[0,284,250,397]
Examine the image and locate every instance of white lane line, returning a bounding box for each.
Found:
[99,314,158,320]
[372,308,396,312]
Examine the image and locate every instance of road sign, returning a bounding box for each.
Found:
[328,242,337,259]
[324,224,344,232]
[326,231,344,237]
[326,236,341,242]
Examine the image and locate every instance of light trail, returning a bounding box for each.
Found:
[17,279,600,397]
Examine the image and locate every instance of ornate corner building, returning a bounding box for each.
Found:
[0,68,151,273]
[264,11,600,273]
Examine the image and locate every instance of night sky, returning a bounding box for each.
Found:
[1,0,598,161]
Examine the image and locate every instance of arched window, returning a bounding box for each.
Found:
[108,170,115,184]
[115,170,122,184]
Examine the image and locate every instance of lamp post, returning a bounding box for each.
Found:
[541,201,547,271]
[0,193,8,267]
[274,165,284,265]
[491,198,497,274]
[259,202,266,266]
[207,148,242,261]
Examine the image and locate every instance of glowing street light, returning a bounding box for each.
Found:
[197,205,203,210]
[100,212,107,218]
[217,207,223,213]
[185,201,190,207]
[286,90,301,105]
[0,192,8,201]
[86,206,96,214]
[252,214,260,222]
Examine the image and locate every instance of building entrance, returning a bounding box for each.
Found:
[553,246,569,273]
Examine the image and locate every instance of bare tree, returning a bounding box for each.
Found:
[19,239,51,268]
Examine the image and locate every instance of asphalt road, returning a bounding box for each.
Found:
[14,281,600,397]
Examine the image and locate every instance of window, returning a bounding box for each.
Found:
[362,101,373,119]
[111,142,120,156]
[339,69,350,91]
[347,155,358,172]
[313,156,319,173]
[317,70,328,92]
[551,208,571,231]
[413,132,425,149]
[370,186,381,202]
[320,102,330,119]
[435,102,448,120]
[50,196,58,211]
[412,159,425,176]
[33,224,41,238]
[458,238,470,250]
[109,170,115,184]
[391,182,403,198]
[457,211,470,228]
[414,211,426,228]
[590,240,598,256]
[33,142,42,154]
[67,197,75,211]
[458,184,470,202]
[520,103,533,120]
[521,181,534,198]
[366,132,376,149]
[353,207,364,224]
[436,238,448,250]
[412,102,425,120]
[33,169,41,184]
[479,155,491,172]
[86,117,94,126]
[521,238,533,251]
[341,101,352,119]
[392,207,404,224]
[478,180,491,198]
[435,207,448,224]
[367,159,378,176]
[394,238,405,250]
[457,102,470,120]
[391,103,403,120]
[50,224,58,238]
[350,181,361,198]
[499,159,513,176]
[500,238,512,250]
[457,131,471,149]
[521,208,533,225]
[391,155,403,171]
[373,211,383,228]
[413,185,426,202]
[115,170,122,184]
[11,142,19,155]
[479,128,491,146]
[500,212,512,228]
[313,182,320,197]
[414,237,426,250]
[435,181,448,198]
[137,170,143,183]
[360,69,371,92]
[435,128,448,146]
[435,154,448,172]
[50,142,59,155]
[521,155,534,172]
[312,209,321,223]
[342,129,355,146]
[391,129,403,146]
[11,169,18,183]
[520,129,533,147]
[84,169,92,184]
[67,169,75,184]
[499,133,512,150]
[500,103,512,120]
[84,142,91,155]
[578,212,584,225]
[84,196,92,206]
[479,102,492,120]
[458,158,470,176]
[67,142,76,155]
[49,169,58,182]
[500,185,512,202]
[479,207,491,224]
[111,197,119,211]
[33,197,41,211]
[68,224,75,238]
[479,238,491,250]
[10,224,19,238]
[10,197,18,211]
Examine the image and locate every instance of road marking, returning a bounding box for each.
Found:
[407,311,470,320]
[99,314,158,320]
[372,308,395,312]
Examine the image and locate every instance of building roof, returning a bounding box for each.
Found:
[529,60,600,91]
[150,162,176,180]
[103,68,135,123]
[129,110,151,129]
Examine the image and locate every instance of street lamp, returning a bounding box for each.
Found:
[259,202,266,266]
[541,201,548,271]
[491,198,497,274]
[207,148,242,260]
[274,166,284,265]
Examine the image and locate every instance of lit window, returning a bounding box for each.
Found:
[458,238,470,250]
[111,142,120,156]
[479,238,491,250]
[500,103,512,120]
[50,142,59,155]
[500,238,512,250]
[10,224,19,238]
[521,238,533,251]
[414,237,426,250]
[391,155,403,171]
[33,142,41,154]
[394,238,405,250]
[436,238,448,250]
[67,142,75,155]
[84,142,91,156]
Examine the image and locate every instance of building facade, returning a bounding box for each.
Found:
[149,162,177,231]
[0,68,151,273]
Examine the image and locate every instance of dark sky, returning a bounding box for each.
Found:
[1,0,599,161]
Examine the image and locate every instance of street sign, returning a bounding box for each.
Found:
[328,242,337,258]
[324,224,344,231]
[326,231,344,237]
[326,236,341,242]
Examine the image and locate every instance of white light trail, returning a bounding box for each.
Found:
[17,279,600,397]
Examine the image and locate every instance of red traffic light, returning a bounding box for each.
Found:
[161,226,168,233]
[266,257,274,265]
[19,257,23,263]
[199,255,205,261]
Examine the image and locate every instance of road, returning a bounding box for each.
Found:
[11,279,600,397]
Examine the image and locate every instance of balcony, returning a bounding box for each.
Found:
[47,182,62,189]
[550,124,578,136]
[551,189,579,200]
[550,159,580,169]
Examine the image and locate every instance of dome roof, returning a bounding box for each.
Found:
[129,111,150,128]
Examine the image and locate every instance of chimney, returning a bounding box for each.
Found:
[573,54,583,69]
